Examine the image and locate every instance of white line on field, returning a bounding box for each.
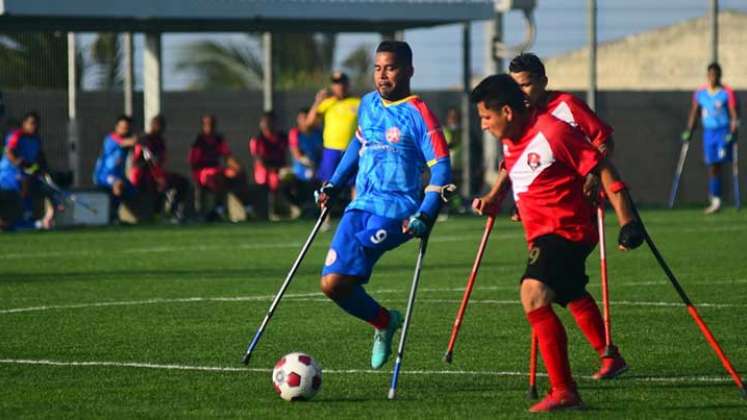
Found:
[0,358,733,385]
[2,285,746,315]
[0,234,507,260]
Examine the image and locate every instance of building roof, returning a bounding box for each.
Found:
[544,10,747,91]
[0,0,495,32]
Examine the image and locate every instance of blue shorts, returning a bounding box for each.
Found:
[322,209,411,281]
[318,148,355,186]
[703,127,733,165]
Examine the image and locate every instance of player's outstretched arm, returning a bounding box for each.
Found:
[404,158,452,237]
[473,165,509,216]
[596,159,644,251]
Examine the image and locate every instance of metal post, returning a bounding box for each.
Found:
[587,0,597,111]
[123,32,134,117]
[67,32,81,187]
[709,0,719,64]
[483,12,503,188]
[144,33,162,131]
[262,32,273,112]
[461,22,472,198]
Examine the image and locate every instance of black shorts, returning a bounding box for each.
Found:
[521,234,594,306]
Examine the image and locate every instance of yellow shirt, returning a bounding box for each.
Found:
[317,96,360,151]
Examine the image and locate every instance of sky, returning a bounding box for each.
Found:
[79,0,747,91]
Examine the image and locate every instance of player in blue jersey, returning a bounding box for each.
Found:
[93,115,138,219]
[315,41,452,369]
[682,63,739,214]
[0,112,58,230]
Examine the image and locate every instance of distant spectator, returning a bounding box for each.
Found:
[301,71,360,184]
[93,115,138,220]
[441,106,465,215]
[249,111,290,219]
[0,112,58,230]
[287,108,323,213]
[682,62,739,214]
[188,114,246,219]
[129,115,193,222]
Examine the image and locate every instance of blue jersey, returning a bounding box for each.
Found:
[0,129,42,191]
[289,127,323,181]
[345,92,450,220]
[93,133,129,187]
[694,84,737,130]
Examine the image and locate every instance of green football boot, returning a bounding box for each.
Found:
[370,310,403,369]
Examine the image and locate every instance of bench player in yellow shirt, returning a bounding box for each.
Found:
[302,72,361,184]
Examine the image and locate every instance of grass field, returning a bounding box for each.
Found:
[1,209,746,418]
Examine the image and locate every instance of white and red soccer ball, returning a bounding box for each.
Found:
[272,352,322,401]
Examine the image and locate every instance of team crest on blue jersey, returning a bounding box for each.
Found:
[527,152,541,171]
[386,127,401,144]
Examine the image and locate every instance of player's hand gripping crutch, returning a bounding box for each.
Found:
[443,197,497,363]
[240,206,330,365]
[668,136,691,208]
[626,190,746,399]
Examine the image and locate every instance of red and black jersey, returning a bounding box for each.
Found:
[188,134,231,170]
[541,91,613,151]
[249,131,288,169]
[503,113,602,246]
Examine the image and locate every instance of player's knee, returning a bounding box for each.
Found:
[320,274,354,300]
[520,279,554,313]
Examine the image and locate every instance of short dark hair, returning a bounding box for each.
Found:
[261,110,276,120]
[509,53,546,79]
[707,62,722,74]
[298,107,310,115]
[115,114,132,125]
[376,41,413,67]
[22,111,40,123]
[470,74,527,112]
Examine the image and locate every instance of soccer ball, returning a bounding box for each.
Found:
[272,352,322,401]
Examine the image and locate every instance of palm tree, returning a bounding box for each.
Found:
[342,44,374,90]
[176,32,340,90]
[0,33,81,89]
[90,33,123,90]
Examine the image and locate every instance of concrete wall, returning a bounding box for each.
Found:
[2,89,744,206]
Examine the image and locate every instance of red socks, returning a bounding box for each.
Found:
[568,294,606,356]
[369,307,391,330]
[527,305,574,391]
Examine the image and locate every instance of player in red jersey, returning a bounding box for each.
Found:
[471,74,644,412]
[188,114,246,218]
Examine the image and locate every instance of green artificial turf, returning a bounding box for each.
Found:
[1,209,746,418]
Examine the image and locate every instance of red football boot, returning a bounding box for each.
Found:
[593,347,629,380]
[529,387,585,413]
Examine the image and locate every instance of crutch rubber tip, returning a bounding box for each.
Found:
[387,388,397,400]
[241,353,251,365]
[443,351,453,364]
[527,386,538,400]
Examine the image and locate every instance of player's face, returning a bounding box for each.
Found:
[150,118,163,135]
[374,52,413,101]
[331,82,347,98]
[707,68,721,86]
[21,117,38,134]
[477,101,511,140]
[296,112,307,128]
[115,120,131,137]
[201,117,215,135]
[259,116,275,133]
[510,71,547,106]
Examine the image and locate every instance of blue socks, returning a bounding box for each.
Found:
[708,176,721,198]
[333,283,383,325]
